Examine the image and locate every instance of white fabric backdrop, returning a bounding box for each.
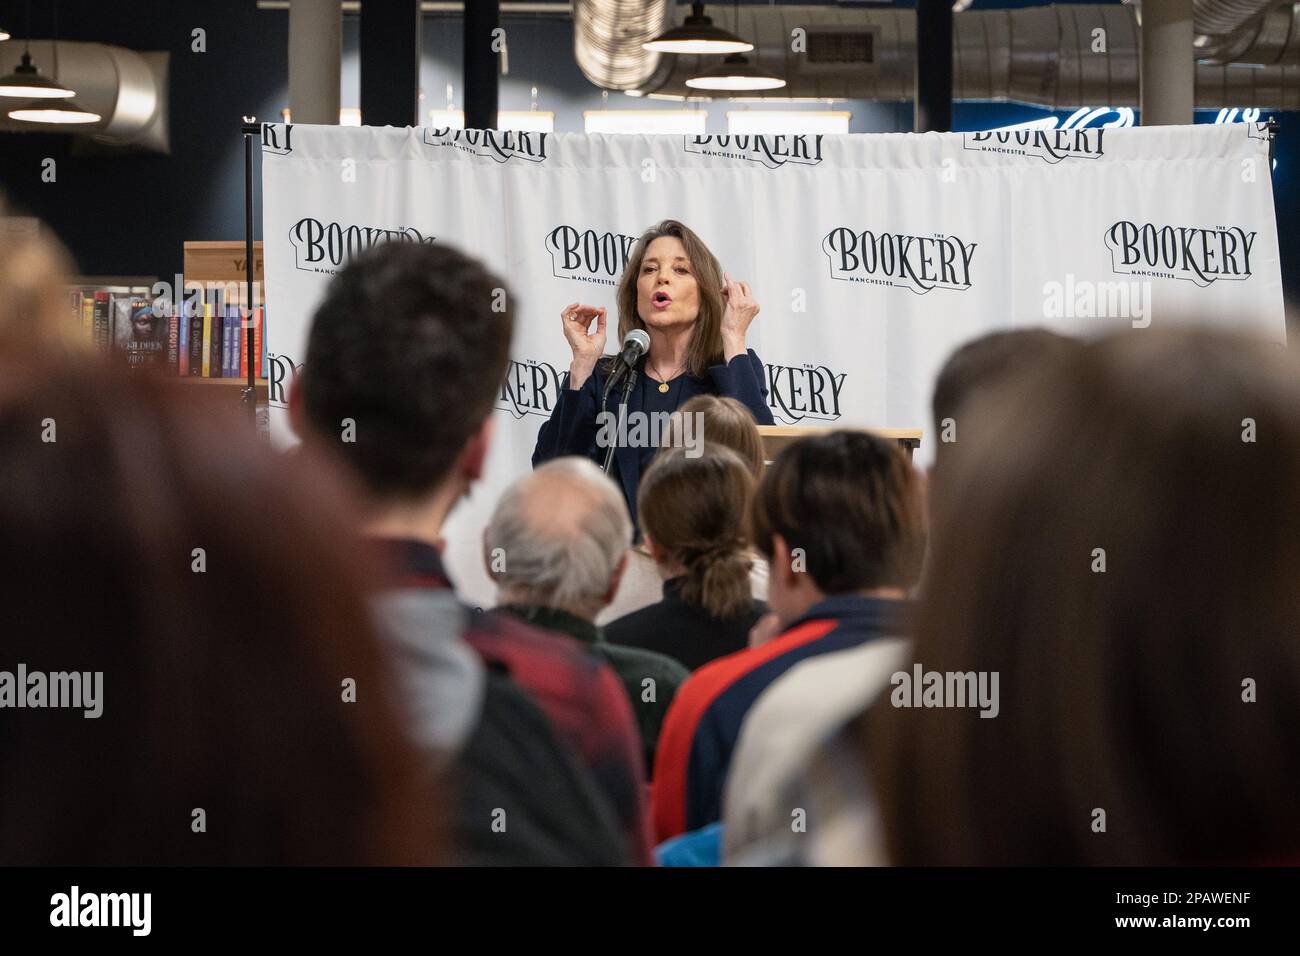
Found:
[261,122,1285,607]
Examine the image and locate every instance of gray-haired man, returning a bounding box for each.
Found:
[484,457,689,775]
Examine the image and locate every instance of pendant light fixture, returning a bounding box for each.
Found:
[8,97,101,124]
[0,0,75,98]
[642,2,753,55]
[685,2,783,92]
[0,48,74,98]
[0,27,11,42]
[7,42,98,123]
[687,52,786,92]
[5,1,98,126]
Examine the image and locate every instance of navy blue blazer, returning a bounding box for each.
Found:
[532,349,775,526]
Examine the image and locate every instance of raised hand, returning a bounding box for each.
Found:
[560,302,608,389]
[720,273,759,359]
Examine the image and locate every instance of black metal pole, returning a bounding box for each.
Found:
[464,0,499,130]
[243,119,258,419]
[914,0,953,133]
[601,370,637,475]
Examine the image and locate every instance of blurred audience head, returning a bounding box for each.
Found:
[294,241,513,514]
[639,445,756,620]
[752,431,925,626]
[930,327,1077,472]
[484,457,632,621]
[871,328,1300,865]
[665,394,765,480]
[0,357,437,865]
[0,201,80,357]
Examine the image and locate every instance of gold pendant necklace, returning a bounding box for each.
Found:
[652,357,679,394]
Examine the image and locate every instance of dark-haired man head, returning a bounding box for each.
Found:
[930,327,1077,473]
[652,429,925,844]
[292,241,651,864]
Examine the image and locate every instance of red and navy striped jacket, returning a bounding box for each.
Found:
[376,537,653,864]
[652,594,908,843]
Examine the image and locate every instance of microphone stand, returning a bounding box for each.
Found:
[601,365,638,475]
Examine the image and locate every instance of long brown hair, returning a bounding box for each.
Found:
[638,445,755,620]
[666,394,766,479]
[614,219,726,379]
[0,356,439,865]
[868,329,1300,865]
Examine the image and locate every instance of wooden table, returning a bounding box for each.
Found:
[756,425,923,463]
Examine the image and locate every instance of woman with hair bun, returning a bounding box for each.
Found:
[604,444,767,671]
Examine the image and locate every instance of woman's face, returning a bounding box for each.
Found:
[636,236,700,333]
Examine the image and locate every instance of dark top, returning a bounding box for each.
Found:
[633,369,688,501]
[605,576,768,672]
[496,603,690,779]
[375,537,652,863]
[652,593,911,841]
[531,349,775,528]
[448,669,632,866]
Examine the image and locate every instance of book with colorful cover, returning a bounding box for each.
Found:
[210,302,225,378]
[68,290,83,336]
[230,307,241,377]
[238,307,251,381]
[167,311,179,373]
[80,294,94,341]
[188,307,203,376]
[256,306,265,380]
[219,310,229,378]
[178,300,190,376]
[92,292,111,351]
[111,295,168,372]
[223,307,235,378]
[201,302,213,377]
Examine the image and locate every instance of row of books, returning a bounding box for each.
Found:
[68,287,268,379]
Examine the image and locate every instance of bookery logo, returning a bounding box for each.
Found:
[765,362,846,424]
[288,218,435,274]
[823,226,977,294]
[261,122,293,155]
[498,358,563,419]
[267,352,302,408]
[422,127,549,164]
[544,225,638,286]
[961,128,1105,164]
[1105,221,1256,287]
[683,134,824,169]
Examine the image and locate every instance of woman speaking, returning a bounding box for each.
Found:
[533,219,775,527]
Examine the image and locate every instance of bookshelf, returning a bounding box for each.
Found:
[175,240,268,403]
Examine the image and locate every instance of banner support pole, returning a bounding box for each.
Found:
[241,117,260,422]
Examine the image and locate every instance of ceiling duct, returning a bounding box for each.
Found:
[0,40,170,152]
[1194,1,1300,64]
[573,0,674,90]
[574,1,1300,110]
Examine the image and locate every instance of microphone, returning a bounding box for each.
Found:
[603,329,651,401]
